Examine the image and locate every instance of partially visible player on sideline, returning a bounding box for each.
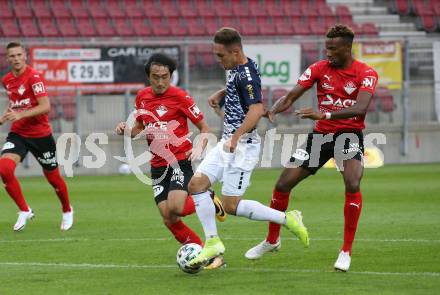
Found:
[115,53,226,256]
[0,42,73,231]
[187,28,309,267]
[245,25,378,272]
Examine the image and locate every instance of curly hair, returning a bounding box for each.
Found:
[326,25,354,44]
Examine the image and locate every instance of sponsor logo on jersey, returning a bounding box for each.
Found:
[323,74,331,81]
[321,82,334,90]
[321,94,356,108]
[362,76,377,89]
[32,82,45,95]
[18,84,26,95]
[10,98,31,108]
[299,68,311,81]
[188,104,201,118]
[146,121,167,130]
[246,84,255,99]
[156,105,168,117]
[344,81,357,95]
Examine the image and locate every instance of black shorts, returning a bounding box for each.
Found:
[1,132,58,171]
[150,159,193,204]
[288,131,364,175]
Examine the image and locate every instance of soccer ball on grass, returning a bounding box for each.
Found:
[176,243,203,274]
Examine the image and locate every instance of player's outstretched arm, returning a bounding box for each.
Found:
[225,103,265,153]
[208,88,226,108]
[296,90,373,121]
[267,84,308,122]
[4,96,50,122]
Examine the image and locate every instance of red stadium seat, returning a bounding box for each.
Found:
[196,1,216,17]
[150,18,171,37]
[419,15,437,32]
[317,3,334,18]
[217,16,239,28]
[168,17,188,36]
[142,0,161,17]
[411,0,433,16]
[131,18,153,37]
[14,1,33,19]
[88,1,108,19]
[249,2,268,18]
[38,18,60,37]
[95,19,117,37]
[202,16,219,35]
[239,17,259,36]
[33,1,52,18]
[0,19,21,38]
[281,1,302,17]
[113,19,135,37]
[394,0,411,15]
[179,1,198,18]
[57,18,80,37]
[213,1,233,17]
[107,0,127,19]
[375,87,394,113]
[70,1,89,18]
[76,18,97,37]
[308,16,327,36]
[0,2,14,19]
[161,1,180,18]
[200,52,217,69]
[266,3,284,17]
[361,23,379,36]
[50,1,71,18]
[258,18,277,36]
[186,17,207,36]
[126,1,144,18]
[18,19,40,37]
[336,5,353,24]
[274,18,294,35]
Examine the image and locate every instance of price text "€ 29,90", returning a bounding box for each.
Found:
[68,61,114,83]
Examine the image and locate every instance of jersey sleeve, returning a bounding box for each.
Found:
[235,67,262,106]
[134,92,143,122]
[297,62,321,89]
[28,73,48,99]
[359,67,379,94]
[180,92,205,125]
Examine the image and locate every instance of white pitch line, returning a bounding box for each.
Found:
[0,237,439,243]
[0,262,439,278]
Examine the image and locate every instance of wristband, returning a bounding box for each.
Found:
[325,112,331,120]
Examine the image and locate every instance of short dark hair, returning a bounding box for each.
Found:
[326,25,355,44]
[144,53,176,76]
[213,27,242,48]
[6,41,24,50]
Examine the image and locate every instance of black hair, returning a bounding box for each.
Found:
[144,53,176,76]
[213,27,242,48]
[6,41,24,50]
[326,24,355,44]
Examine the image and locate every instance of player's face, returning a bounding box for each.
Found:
[6,46,27,73]
[149,64,171,95]
[325,37,350,68]
[213,43,238,70]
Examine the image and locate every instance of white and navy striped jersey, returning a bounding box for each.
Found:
[222,58,262,142]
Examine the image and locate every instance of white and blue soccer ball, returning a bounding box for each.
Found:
[176,243,203,274]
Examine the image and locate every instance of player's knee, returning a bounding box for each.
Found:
[222,198,239,215]
[188,178,205,194]
[344,178,360,193]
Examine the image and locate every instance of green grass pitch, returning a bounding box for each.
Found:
[0,164,439,294]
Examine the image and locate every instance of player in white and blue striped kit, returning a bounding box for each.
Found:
[187,27,309,268]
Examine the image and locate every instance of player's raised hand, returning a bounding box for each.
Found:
[115,122,127,135]
[295,107,325,121]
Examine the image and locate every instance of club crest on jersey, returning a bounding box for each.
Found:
[344,81,357,95]
[299,68,311,81]
[188,104,201,118]
[32,82,45,95]
[18,84,26,95]
[156,105,168,117]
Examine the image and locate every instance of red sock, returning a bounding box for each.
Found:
[0,158,29,211]
[167,220,202,245]
[43,168,71,212]
[180,195,195,216]
[342,191,363,254]
[266,189,290,244]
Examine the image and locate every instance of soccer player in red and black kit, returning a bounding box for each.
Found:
[0,42,73,231]
[115,54,225,266]
[245,25,378,271]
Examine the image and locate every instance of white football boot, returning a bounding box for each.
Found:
[245,239,281,260]
[334,251,351,272]
[14,209,34,231]
[61,207,74,231]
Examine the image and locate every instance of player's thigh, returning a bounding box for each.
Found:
[341,158,364,192]
[192,142,224,192]
[168,160,192,213]
[221,166,253,198]
[1,132,28,163]
[151,165,172,205]
[25,134,58,170]
[275,166,312,192]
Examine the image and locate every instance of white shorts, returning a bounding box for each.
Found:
[196,139,260,196]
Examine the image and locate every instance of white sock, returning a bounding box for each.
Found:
[236,199,286,224]
[192,191,218,239]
